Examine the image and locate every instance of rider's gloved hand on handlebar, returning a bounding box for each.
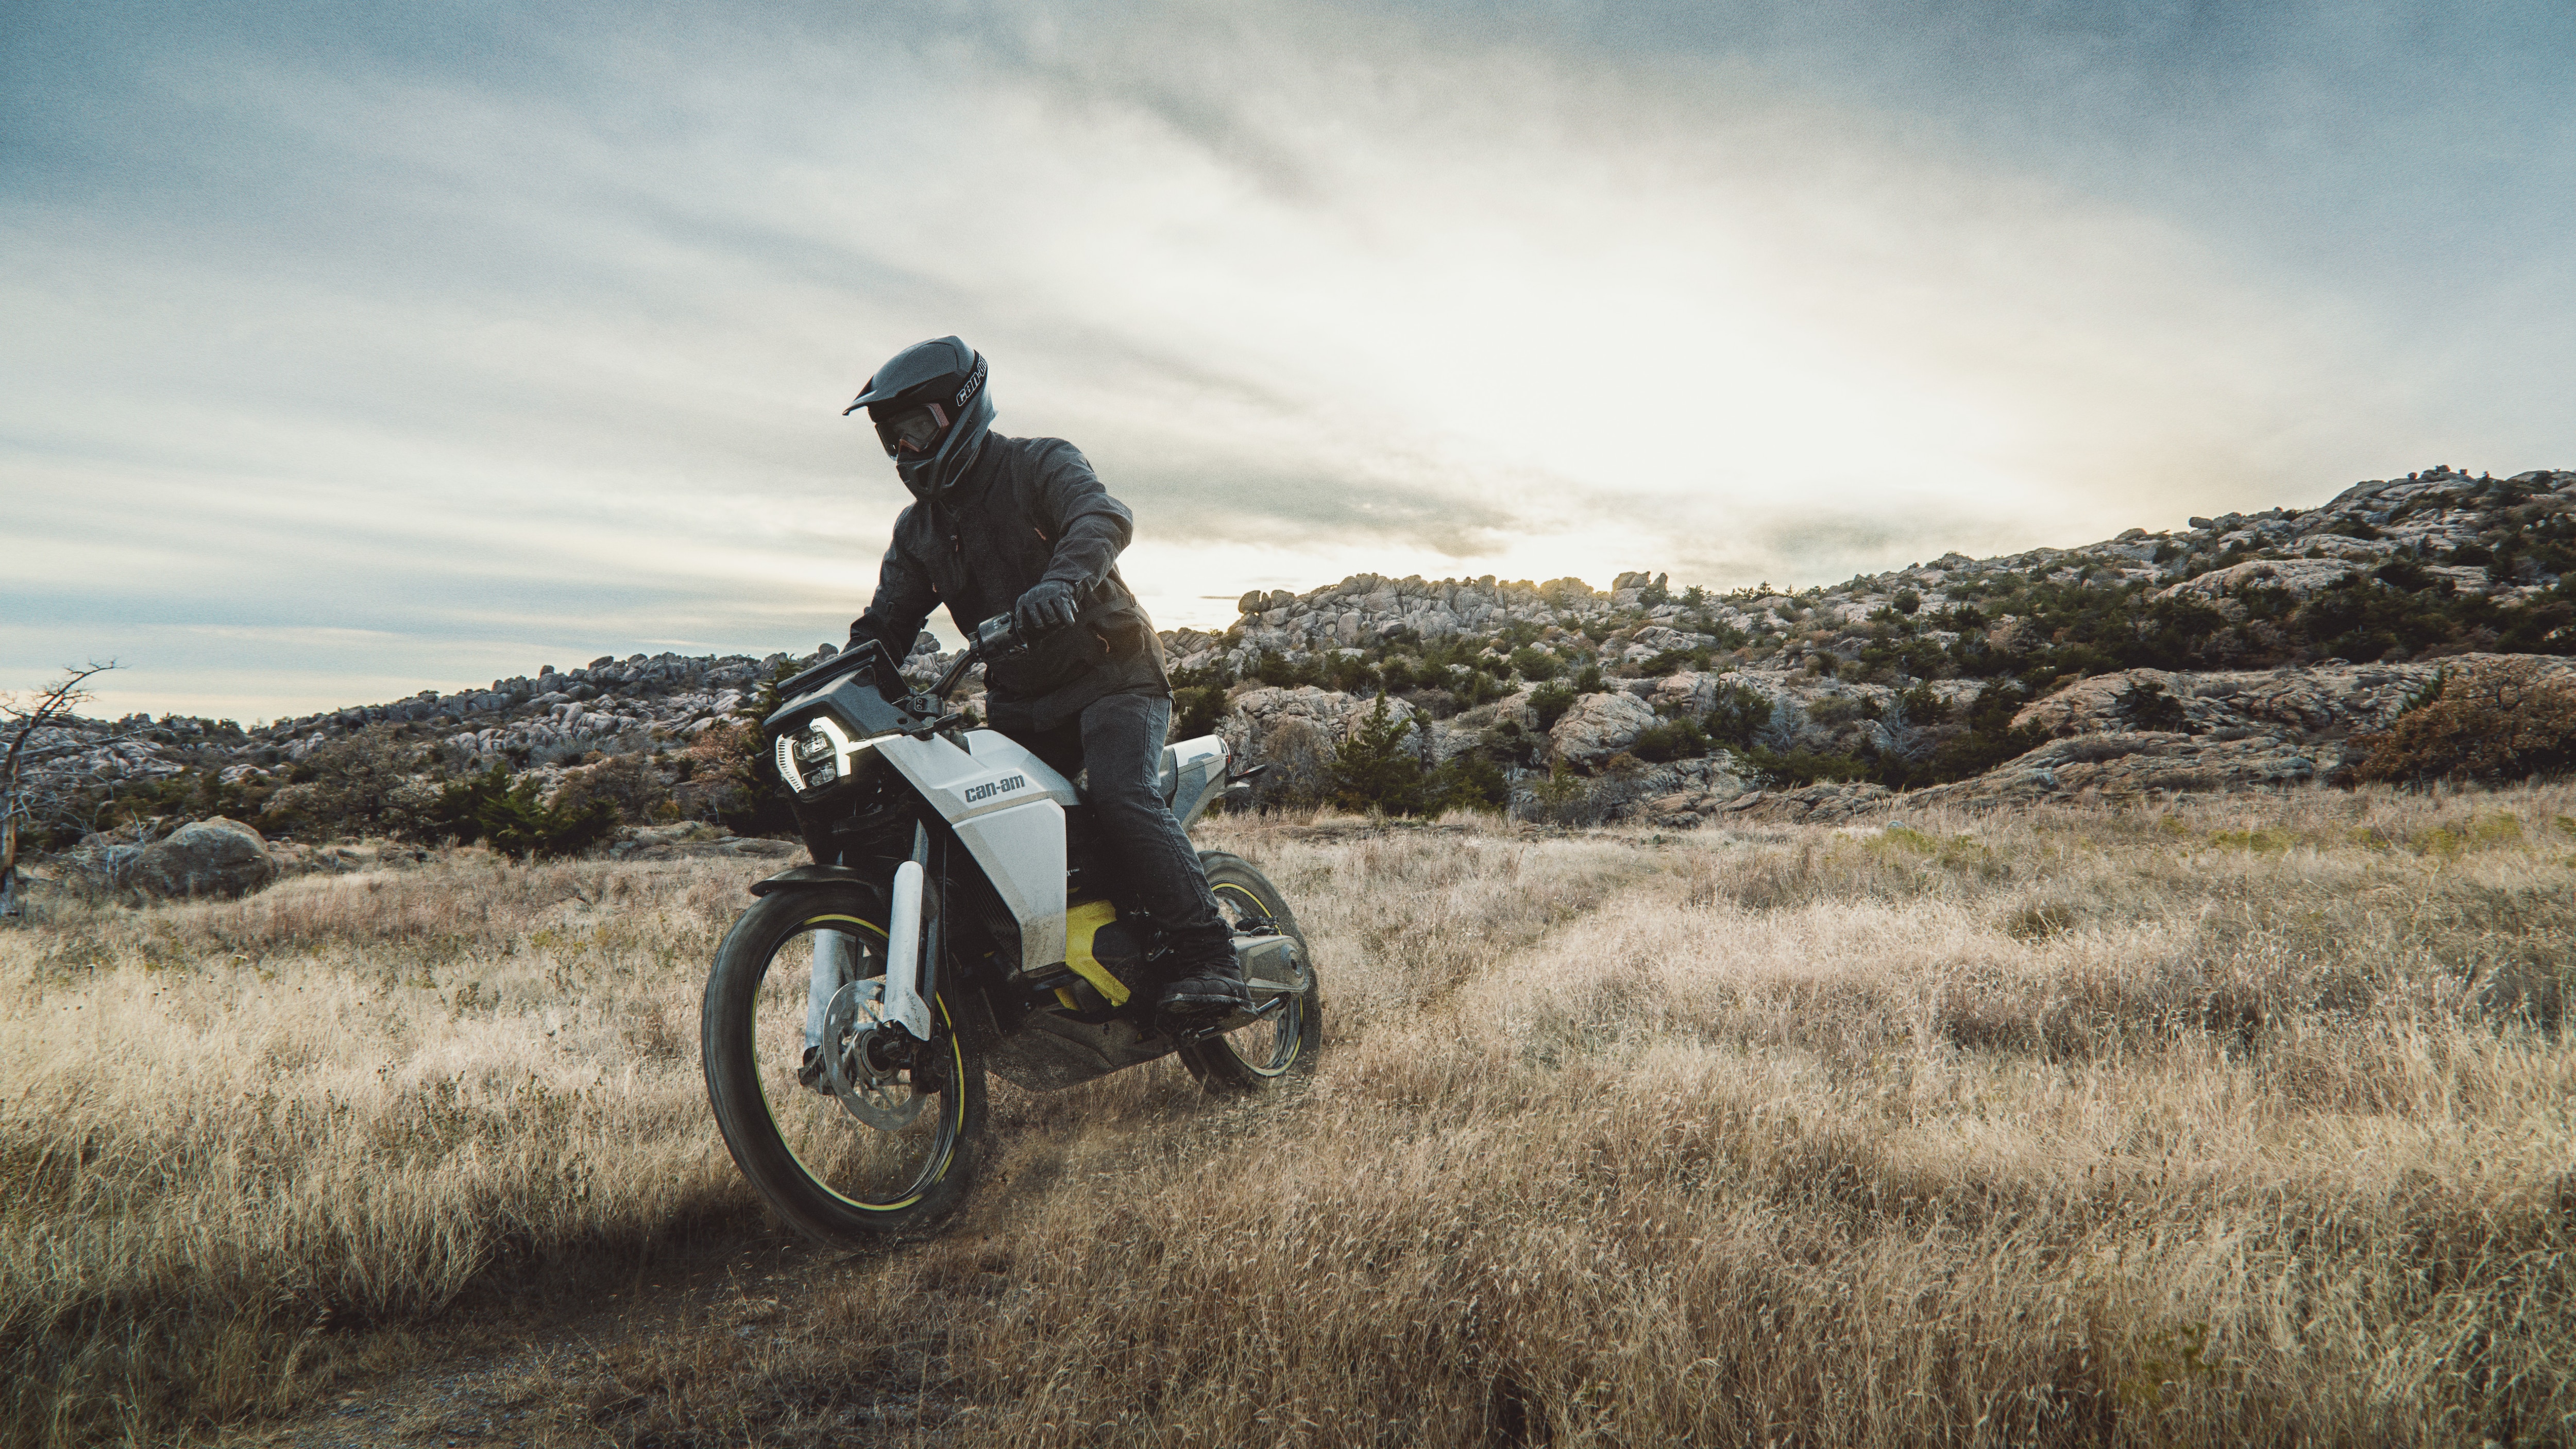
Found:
[1011,579,1080,638]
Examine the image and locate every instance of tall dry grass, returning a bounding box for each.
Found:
[6,788,2575,1446]
[0,854,755,1446]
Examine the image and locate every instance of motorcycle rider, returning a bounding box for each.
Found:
[838,336,1250,1017]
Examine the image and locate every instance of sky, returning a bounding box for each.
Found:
[6,0,2573,722]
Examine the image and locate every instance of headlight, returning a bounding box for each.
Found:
[774,717,873,793]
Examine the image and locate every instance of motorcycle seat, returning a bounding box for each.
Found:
[1057,737,1223,826]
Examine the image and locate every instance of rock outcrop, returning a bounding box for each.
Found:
[1972,655,2576,804]
[2011,661,2476,740]
[1188,574,1619,679]
[1718,781,1895,825]
[1626,757,1756,827]
[1217,686,1418,757]
[1892,732,2327,809]
[1549,691,1658,768]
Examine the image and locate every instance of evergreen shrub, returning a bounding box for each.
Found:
[419,765,620,860]
[1326,696,1427,815]
[2352,659,2576,785]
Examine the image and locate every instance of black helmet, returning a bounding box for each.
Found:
[843,336,994,503]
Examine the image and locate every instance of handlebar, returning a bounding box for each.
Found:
[926,612,1031,703]
[779,614,1048,736]
[972,612,1026,659]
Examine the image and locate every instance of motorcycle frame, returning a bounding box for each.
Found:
[754,623,1270,1089]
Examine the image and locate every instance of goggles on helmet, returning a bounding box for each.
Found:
[869,400,951,456]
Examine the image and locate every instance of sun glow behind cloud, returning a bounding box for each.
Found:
[4,1,2570,718]
[870,10,2394,615]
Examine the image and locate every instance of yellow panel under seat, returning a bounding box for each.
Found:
[1061,898,1132,1007]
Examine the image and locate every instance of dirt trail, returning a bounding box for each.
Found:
[245,1232,878,1448]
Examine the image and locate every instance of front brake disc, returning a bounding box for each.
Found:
[819,979,930,1131]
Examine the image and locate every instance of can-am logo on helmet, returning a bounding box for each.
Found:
[954,356,987,408]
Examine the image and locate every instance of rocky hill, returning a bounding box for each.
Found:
[1178,463,2576,823]
[20,464,2576,876]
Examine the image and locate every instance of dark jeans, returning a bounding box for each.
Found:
[994,690,1233,973]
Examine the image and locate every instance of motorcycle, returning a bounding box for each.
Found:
[699,613,1318,1241]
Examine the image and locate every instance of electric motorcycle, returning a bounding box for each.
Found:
[699,614,1317,1241]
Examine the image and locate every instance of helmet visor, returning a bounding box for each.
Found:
[870,401,950,456]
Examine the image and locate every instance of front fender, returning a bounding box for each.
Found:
[747,864,888,905]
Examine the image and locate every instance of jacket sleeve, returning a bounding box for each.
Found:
[847,520,938,661]
[1025,440,1134,593]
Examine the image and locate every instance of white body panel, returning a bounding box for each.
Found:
[876,730,1080,820]
[875,730,1079,976]
[880,861,932,1039]
[953,804,1068,971]
[870,728,1232,978]
[1162,735,1229,829]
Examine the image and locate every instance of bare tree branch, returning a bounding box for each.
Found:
[3,661,121,919]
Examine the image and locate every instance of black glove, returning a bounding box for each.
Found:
[1012,579,1081,638]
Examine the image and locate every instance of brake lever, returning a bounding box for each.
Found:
[922,612,1037,712]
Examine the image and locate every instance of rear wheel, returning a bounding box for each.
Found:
[1178,851,1322,1092]
[701,885,985,1242]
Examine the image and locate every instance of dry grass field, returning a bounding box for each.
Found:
[6,786,2574,1447]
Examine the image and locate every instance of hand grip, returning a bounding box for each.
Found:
[973,613,1027,658]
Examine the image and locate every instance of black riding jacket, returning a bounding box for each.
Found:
[848,433,1168,731]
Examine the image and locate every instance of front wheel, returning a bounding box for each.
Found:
[702,885,986,1242]
[1178,851,1323,1092]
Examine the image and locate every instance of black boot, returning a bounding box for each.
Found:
[1157,952,1251,1016]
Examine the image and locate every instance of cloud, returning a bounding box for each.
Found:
[4,0,2571,718]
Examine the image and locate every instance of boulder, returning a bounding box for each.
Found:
[1549,691,1658,768]
[1651,670,1743,717]
[127,817,275,900]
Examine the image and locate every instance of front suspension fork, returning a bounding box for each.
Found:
[877,859,933,1041]
[802,841,937,1058]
